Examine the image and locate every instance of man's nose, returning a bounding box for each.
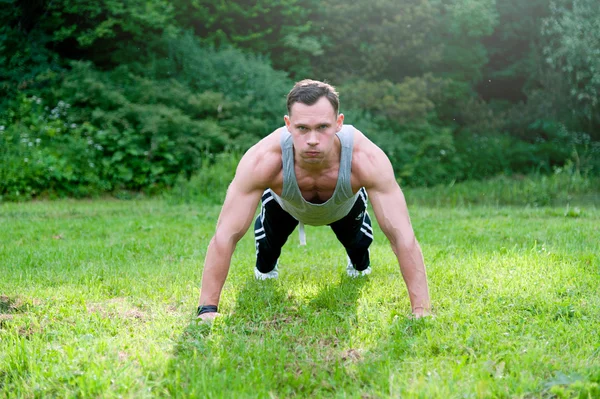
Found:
[307,131,319,146]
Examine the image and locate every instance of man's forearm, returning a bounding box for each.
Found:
[198,237,236,307]
[393,240,431,312]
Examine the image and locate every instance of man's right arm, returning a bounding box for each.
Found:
[197,146,275,320]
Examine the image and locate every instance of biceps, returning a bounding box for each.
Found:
[370,188,415,245]
[215,183,261,243]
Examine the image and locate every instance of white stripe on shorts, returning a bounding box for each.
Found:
[359,190,367,206]
[360,228,374,240]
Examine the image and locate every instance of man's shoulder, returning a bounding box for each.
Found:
[249,127,284,164]
[237,128,284,187]
[351,128,382,167]
[350,128,392,189]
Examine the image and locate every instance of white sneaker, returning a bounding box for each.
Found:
[346,257,371,277]
[255,262,279,280]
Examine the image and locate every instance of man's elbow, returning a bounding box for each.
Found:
[389,232,419,254]
[210,230,242,253]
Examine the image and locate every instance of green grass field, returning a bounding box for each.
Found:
[1,199,599,398]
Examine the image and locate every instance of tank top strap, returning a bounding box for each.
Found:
[280,128,297,199]
[335,125,355,198]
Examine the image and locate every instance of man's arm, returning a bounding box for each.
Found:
[197,147,273,320]
[358,142,431,317]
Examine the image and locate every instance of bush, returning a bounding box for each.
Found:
[0,95,108,201]
[14,39,292,196]
[1,32,293,201]
[158,32,291,144]
[341,77,464,187]
[43,36,291,193]
[58,62,230,189]
[166,152,240,205]
[353,119,463,187]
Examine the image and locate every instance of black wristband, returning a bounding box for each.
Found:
[197,305,218,316]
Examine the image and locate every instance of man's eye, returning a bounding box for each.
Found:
[319,125,328,129]
[298,126,307,131]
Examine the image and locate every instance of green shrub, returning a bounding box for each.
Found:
[341,77,464,187]
[0,95,108,201]
[157,32,291,143]
[453,131,518,179]
[1,32,294,201]
[166,152,240,205]
[454,120,600,182]
[51,61,238,191]
[48,35,291,191]
[354,120,463,187]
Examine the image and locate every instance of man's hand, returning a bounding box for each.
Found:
[412,307,433,319]
[197,312,220,322]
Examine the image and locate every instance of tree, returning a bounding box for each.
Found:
[172,0,323,77]
[478,0,550,102]
[312,0,442,83]
[542,0,600,136]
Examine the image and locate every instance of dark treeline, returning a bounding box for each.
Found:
[1,0,599,200]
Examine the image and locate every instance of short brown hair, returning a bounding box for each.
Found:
[286,79,339,115]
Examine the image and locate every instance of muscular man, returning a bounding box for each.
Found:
[197,80,431,320]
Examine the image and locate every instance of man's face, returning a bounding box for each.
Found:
[284,96,344,165]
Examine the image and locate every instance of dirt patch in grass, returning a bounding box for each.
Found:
[0,295,36,314]
[341,348,362,363]
[17,324,40,339]
[0,315,43,338]
[264,315,296,327]
[0,295,13,313]
[318,336,340,349]
[0,314,14,328]
[167,304,179,312]
[166,302,190,315]
[0,297,43,337]
[87,297,148,321]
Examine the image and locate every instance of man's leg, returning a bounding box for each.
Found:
[255,190,299,274]
[329,188,373,272]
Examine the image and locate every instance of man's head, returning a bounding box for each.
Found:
[286,79,340,116]
[284,80,344,166]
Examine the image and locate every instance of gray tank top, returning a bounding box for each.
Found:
[271,124,360,226]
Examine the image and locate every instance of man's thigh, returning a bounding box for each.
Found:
[329,188,373,246]
[255,190,298,248]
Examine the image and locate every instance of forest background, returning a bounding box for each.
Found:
[1,0,599,201]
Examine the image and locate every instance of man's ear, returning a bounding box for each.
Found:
[284,115,291,129]
[336,113,344,131]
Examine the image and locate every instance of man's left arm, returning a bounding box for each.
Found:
[361,147,431,317]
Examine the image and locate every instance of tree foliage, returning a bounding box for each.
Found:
[172,0,322,77]
[542,0,600,134]
[0,0,599,198]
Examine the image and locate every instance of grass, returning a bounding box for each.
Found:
[0,198,599,398]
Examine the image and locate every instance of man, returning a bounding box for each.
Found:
[197,80,431,320]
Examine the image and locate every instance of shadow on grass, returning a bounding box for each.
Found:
[164,274,378,396]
